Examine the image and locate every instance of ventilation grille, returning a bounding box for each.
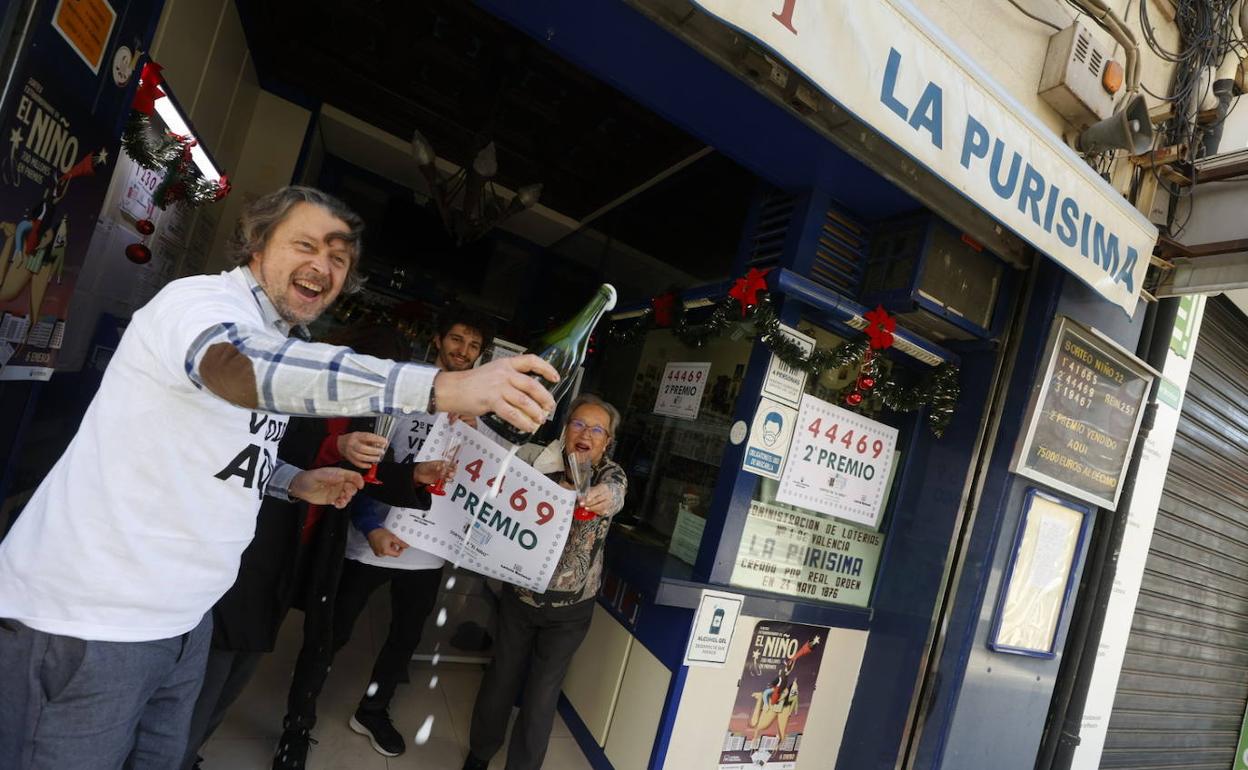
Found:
[743,191,869,297]
[1088,47,1104,78]
[743,189,794,268]
[810,202,869,297]
[1074,30,1090,63]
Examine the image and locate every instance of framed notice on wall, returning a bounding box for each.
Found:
[989,489,1093,658]
[1011,317,1156,509]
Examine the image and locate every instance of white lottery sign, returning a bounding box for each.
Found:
[776,394,898,528]
[653,361,711,420]
[405,417,576,591]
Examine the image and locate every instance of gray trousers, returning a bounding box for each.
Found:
[0,614,212,770]
[467,588,594,770]
[180,647,265,769]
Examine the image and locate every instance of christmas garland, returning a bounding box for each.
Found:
[120,61,230,209]
[606,270,961,437]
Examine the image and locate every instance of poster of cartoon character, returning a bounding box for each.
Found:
[0,0,158,380]
[719,621,827,770]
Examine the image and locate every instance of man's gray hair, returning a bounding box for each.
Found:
[227,185,367,294]
[567,393,621,436]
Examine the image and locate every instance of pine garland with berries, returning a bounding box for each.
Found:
[605,272,961,437]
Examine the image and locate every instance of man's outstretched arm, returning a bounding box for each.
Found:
[189,321,557,432]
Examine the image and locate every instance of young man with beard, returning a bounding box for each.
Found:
[272,308,496,766]
[0,186,559,770]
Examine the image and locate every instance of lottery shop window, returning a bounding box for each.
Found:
[732,323,900,608]
[590,325,753,557]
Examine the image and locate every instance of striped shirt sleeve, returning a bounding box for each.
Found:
[184,321,437,418]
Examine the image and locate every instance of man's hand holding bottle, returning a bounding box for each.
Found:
[433,354,559,433]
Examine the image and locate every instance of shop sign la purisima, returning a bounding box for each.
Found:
[692,0,1157,314]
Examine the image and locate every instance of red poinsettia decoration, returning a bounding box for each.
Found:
[864,305,896,350]
[132,61,165,115]
[728,267,772,317]
[652,292,677,328]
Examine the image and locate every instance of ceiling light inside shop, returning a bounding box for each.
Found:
[153,95,222,182]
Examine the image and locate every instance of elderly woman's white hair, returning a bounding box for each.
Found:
[564,393,621,436]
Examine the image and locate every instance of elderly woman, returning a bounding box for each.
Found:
[462,393,627,770]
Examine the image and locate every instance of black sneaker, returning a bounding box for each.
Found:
[461,755,490,770]
[272,727,316,769]
[349,709,406,757]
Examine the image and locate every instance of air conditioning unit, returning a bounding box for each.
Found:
[1038,22,1119,127]
[860,213,1008,342]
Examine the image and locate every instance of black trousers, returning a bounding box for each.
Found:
[467,588,594,770]
[285,560,443,728]
[179,648,264,769]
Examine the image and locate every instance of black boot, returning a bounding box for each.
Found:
[461,755,490,770]
[272,717,317,770]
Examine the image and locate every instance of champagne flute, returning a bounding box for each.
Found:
[361,414,395,486]
[567,450,595,520]
[427,430,464,497]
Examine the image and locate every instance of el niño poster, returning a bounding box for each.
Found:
[719,621,827,770]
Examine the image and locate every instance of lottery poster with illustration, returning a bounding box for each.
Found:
[400,415,576,591]
[0,0,160,379]
[719,621,827,770]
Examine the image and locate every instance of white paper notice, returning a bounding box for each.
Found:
[761,324,815,407]
[776,394,899,528]
[653,361,711,420]
[403,417,576,592]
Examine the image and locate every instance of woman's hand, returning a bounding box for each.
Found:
[414,460,455,486]
[337,431,388,469]
[580,484,613,516]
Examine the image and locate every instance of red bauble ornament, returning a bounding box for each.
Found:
[126,243,152,264]
[135,218,155,235]
[858,375,876,390]
[845,391,864,406]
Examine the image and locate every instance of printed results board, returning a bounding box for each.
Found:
[1011,317,1154,509]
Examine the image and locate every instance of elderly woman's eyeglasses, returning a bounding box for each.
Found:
[568,418,609,440]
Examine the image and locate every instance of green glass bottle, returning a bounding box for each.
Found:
[482,283,617,444]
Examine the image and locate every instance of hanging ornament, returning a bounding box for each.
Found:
[125,243,152,264]
[134,218,155,235]
[845,391,864,406]
[858,374,876,390]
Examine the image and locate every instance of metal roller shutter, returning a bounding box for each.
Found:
[1100,297,1248,770]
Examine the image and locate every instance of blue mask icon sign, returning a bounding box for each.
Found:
[761,412,784,448]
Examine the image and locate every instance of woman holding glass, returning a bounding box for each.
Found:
[462,393,628,770]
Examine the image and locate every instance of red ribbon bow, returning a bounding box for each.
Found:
[131,61,165,115]
[651,292,677,328]
[864,305,896,350]
[728,267,771,317]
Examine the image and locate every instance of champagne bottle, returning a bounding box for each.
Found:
[482,283,618,444]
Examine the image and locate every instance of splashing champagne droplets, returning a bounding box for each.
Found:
[436,608,448,627]
[415,715,434,745]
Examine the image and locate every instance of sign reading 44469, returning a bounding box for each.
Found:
[776,394,898,528]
